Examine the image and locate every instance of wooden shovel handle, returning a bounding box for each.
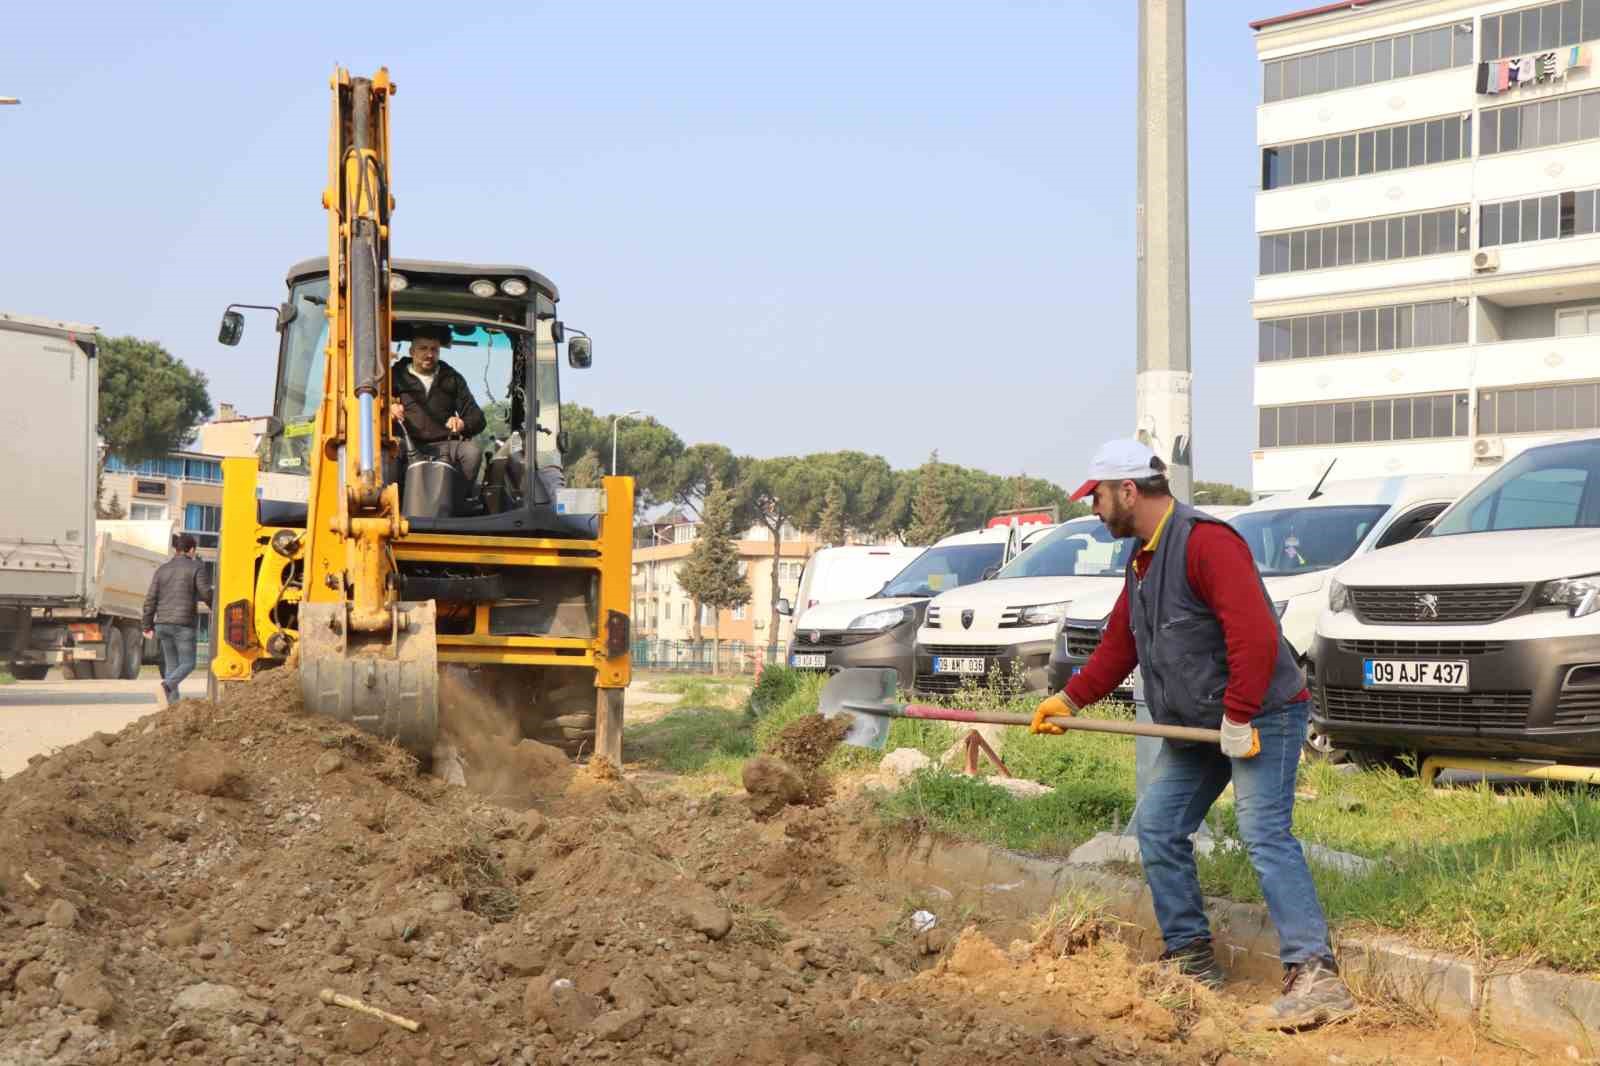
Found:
[896,703,1221,745]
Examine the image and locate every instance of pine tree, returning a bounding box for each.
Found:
[816,483,846,546]
[1009,472,1030,511]
[569,449,603,489]
[98,491,126,520]
[905,451,952,546]
[676,480,751,673]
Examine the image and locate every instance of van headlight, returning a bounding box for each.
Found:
[1328,580,1351,614]
[1018,601,1070,626]
[1535,574,1600,618]
[848,606,913,631]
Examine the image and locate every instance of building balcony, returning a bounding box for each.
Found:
[1256,66,1473,147]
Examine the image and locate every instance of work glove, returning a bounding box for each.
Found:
[1029,693,1076,736]
[1219,716,1260,759]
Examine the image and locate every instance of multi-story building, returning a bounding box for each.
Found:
[631,512,817,646]
[1252,0,1600,495]
[101,451,225,577]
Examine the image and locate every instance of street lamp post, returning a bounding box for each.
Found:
[611,410,643,476]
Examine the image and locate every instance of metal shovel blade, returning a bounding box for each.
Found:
[818,667,899,750]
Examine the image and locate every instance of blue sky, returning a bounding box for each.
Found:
[0,1,1269,488]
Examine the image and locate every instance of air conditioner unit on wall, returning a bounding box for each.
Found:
[1473,436,1504,463]
[1473,249,1500,273]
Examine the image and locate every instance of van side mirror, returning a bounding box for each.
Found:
[981,565,1000,580]
[218,311,245,346]
[775,598,793,617]
[568,335,592,369]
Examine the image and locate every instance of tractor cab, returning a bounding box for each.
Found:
[221,258,594,534]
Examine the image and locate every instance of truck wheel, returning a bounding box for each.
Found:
[1303,722,1349,764]
[92,628,127,680]
[10,664,49,681]
[120,626,143,679]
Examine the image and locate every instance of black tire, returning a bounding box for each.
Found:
[120,626,143,680]
[9,664,49,681]
[93,626,127,680]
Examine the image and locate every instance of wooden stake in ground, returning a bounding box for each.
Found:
[319,988,422,1032]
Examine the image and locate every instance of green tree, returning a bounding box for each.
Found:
[98,490,125,520]
[816,483,846,546]
[905,452,952,546]
[671,443,746,522]
[676,481,751,674]
[743,457,828,651]
[558,405,685,507]
[98,336,213,464]
[1194,481,1253,505]
[569,450,603,488]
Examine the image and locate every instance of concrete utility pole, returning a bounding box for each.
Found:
[0,98,19,106]
[1135,0,1193,504]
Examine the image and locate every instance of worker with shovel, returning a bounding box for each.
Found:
[1031,439,1354,1029]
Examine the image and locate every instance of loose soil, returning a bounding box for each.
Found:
[0,669,1565,1064]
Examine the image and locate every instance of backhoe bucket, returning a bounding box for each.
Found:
[298,599,439,757]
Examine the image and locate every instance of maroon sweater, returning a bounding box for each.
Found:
[1064,523,1309,724]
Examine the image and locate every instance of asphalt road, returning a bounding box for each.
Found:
[0,674,208,778]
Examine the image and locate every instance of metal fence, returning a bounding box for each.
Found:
[630,639,785,674]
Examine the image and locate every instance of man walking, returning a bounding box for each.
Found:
[1030,439,1354,1029]
[142,533,213,706]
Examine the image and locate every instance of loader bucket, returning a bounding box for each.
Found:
[297,599,439,757]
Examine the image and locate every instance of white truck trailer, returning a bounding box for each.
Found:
[0,313,171,680]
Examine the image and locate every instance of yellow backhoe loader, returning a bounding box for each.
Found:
[209,67,632,764]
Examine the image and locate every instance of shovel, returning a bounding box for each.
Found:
[818,668,1222,751]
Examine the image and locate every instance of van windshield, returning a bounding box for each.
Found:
[877,543,1005,598]
[1431,439,1600,535]
[996,518,1136,579]
[1231,505,1388,576]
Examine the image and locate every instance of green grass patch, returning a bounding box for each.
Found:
[878,768,1135,858]
[0,671,13,685]
[643,673,753,710]
[627,706,754,787]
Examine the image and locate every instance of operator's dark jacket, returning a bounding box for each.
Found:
[142,556,213,629]
[392,357,487,444]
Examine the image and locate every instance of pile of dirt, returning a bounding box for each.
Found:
[0,670,1556,1065]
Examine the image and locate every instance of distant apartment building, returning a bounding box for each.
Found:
[99,403,270,579]
[1253,0,1600,494]
[631,510,819,646]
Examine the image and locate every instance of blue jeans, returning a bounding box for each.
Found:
[155,624,197,700]
[1134,699,1332,966]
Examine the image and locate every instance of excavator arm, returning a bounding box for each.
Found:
[296,67,438,754]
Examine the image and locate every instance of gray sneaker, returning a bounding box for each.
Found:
[1158,939,1225,989]
[1260,958,1357,1030]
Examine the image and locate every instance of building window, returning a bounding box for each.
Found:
[1556,304,1600,335]
[134,479,166,497]
[1481,88,1600,155]
[733,604,746,622]
[129,502,167,521]
[1481,1,1600,62]
[1260,207,1469,276]
[1262,22,1472,103]
[1480,186,1600,245]
[1481,379,1600,434]
[1263,115,1470,190]
[680,604,688,626]
[1258,392,1470,448]
[1258,299,1467,362]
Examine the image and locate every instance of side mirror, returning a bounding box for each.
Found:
[218,311,245,346]
[556,429,572,455]
[264,416,285,440]
[981,565,1000,581]
[775,598,793,617]
[568,336,592,369]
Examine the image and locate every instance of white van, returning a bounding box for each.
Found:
[788,545,924,626]
[911,517,1137,695]
[1314,434,1600,764]
[779,526,1020,691]
[1045,483,1480,731]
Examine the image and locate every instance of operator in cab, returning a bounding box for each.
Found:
[390,325,487,482]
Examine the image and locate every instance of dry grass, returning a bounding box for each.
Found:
[67,801,139,844]
[1030,887,1123,959]
[404,811,519,923]
[729,902,788,948]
